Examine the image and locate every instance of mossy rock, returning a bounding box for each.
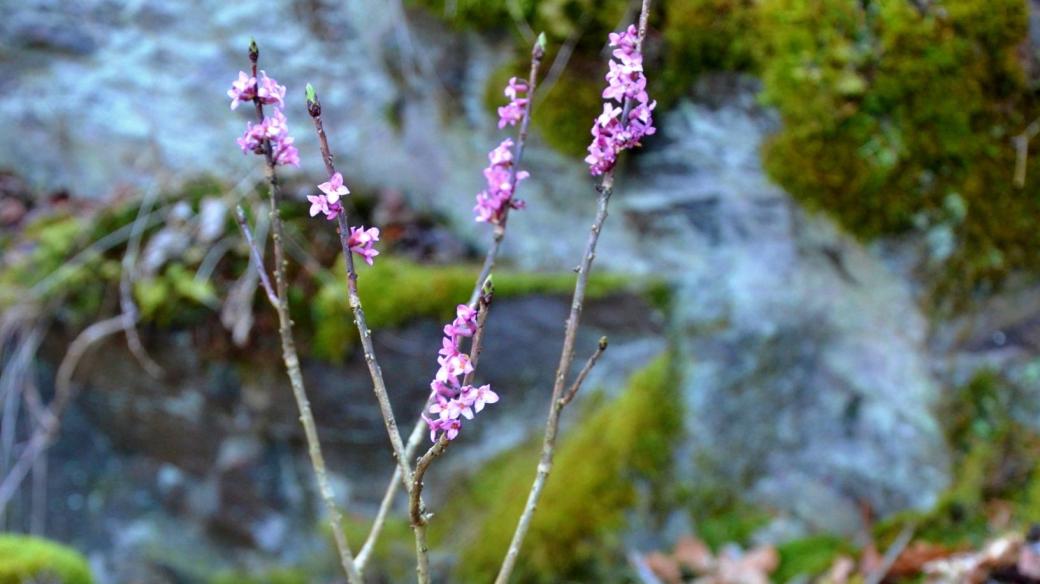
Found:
[308,256,632,361]
[757,0,1035,298]
[438,355,682,582]
[0,535,92,584]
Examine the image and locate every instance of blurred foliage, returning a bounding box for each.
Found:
[208,568,308,584]
[437,355,682,582]
[0,535,92,584]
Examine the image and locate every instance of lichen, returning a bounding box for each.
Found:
[0,535,92,584]
[438,355,681,582]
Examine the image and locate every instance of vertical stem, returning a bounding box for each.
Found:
[495,3,652,580]
[308,92,430,581]
[247,52,362,583]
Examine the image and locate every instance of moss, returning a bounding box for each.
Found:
[757,0,1034,298]
[308,256,632,361]
[690,498,771,551]
[774,534,855,582]
[208,568,308,584]
[443,355,682,582]
[0,535,92,584]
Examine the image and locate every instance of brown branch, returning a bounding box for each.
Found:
[495,4,652,581]
[307,85,432,581]
[244,42,362,584]
[559,336,608,407]
[410,435,449,527]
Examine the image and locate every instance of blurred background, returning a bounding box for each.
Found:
[3,0,1040,582]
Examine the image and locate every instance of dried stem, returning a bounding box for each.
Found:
[0,315,125,511]
[307,87,430,581]
[119,187,164,379]
[495,4,652,582]
[1014,116,1040,188]
[559,336,608,407]
[243,45,362,584]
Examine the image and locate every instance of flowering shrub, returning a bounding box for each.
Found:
[227,6,655,581]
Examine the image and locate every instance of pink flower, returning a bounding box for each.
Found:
[497,77,529,128]
[228,71,257,110]
[256,71,286,108]
[318,172,350,205]
[233,105,299,167]
[347,226,380,265]
[307,194,342,220]
[585,25,655,176]
[474,138,529,225]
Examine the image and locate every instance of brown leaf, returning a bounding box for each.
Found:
[675,536,715,574]
[645,551,683,584]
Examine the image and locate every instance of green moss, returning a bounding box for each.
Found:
[208,568,308,584]
[308,256,632,361]
[774,534,854,582]
[531,60,607,157]
[443,355,681,582]
[0,535,92,584]
[656,0,759,103]
[757,0,1034,297]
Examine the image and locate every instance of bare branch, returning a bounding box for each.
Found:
[242,46,362,583]
[559,336,608,407]
[410,435,449,527]
[234,205,279,306]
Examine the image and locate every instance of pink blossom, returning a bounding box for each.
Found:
[228,71,257,110]
[233,104,299,167]
[586,25,656,176]
[307,194,342,220]
[318,172,350,205]
[474,138,528,225]
[256,71,286,108]
[423,299,497,441]
[347,226,380,265]
[497,77,529,129]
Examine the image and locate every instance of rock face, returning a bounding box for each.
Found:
[0,0,969,576]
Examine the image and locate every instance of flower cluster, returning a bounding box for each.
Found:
[585,25,656,176]
[423,304,498,441]
[230,72,299,167]
[307,172,349,220]
[227,70,286,110]
[473,138,528,225]
[497,77,529,129]
[348,226,380,266]
[306,172,381,265]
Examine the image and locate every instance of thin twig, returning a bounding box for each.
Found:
[244,43,362,584]
[307,86,430,580]
[234,206,278,306]
[559,336,608,407]
[864,523,915,584]
[410,435,449,527]
[494,4,652,581]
